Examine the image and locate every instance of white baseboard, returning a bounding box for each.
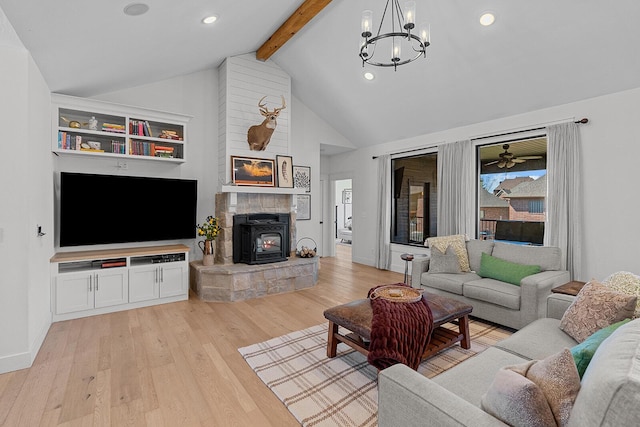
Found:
[0,316,51,374]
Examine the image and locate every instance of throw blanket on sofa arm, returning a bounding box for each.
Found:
[367,283,434,370]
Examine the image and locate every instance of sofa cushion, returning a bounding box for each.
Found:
[478,252,541,286]
[433,346,528,407]
[495,318,578,361]
[466,239,495,273]
[428,245,461,274]
[603,271,640,318]
[463,278,521,310]
[570,318,631,378]
[567,318,640,427]
[426,235,470,272]
[420,272,480,295]
[481,348,580,427]
[492,242,562,271]
[560,280,637,342]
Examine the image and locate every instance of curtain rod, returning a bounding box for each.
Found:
[472,118,588,142]
[372,118,588,159]
[372,146,432,160]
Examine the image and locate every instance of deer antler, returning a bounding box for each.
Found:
[257,95,286,115]
[274,95,286,113]
[257,96,269,114]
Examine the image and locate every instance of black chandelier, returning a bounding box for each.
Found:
[360,0,430,70]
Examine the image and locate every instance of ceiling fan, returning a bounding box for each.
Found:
[484,144,543,169]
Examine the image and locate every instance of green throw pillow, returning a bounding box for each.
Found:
[478,252,541,286]
[570,318,631,378]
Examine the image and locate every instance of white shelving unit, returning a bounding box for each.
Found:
[50,244,189,321]
[52,94,191,163]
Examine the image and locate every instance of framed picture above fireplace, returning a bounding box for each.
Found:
[293,165,311,192]
[231,156,275,187]
[276,155,293,188]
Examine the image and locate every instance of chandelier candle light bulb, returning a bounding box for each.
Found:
[404,1,416,29]
[361,10,373,37]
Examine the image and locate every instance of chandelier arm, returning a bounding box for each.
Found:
[377,0,391,37]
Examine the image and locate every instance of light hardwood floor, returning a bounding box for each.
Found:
[0,247,403,426]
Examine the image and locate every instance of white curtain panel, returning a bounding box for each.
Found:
[546,122,582,280]
[375,154,391,269]
[437,139,475,237]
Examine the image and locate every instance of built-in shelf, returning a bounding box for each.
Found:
[220,185,309,194]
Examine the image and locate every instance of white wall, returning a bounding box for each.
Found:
[324,87,640,281]
[0,8,53,373]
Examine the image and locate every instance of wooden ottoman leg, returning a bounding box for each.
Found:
[327,321,338,357]
[459,315,471,349]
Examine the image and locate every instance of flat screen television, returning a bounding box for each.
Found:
[59,172,197,247]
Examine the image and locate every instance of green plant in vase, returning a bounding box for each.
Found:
[197,215,221,265]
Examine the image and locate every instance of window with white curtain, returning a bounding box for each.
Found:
[477,137,548,244]
[391,153,438,245]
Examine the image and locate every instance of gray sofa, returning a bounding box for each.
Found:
[411,239,570,330]
[378,293,640,426]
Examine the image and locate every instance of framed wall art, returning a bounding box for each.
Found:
[276,155,294,188]
[231,156,275,187]
[297,194,311,220]
[293,165,311,192]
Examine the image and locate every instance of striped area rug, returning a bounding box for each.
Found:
[238,319,512,427]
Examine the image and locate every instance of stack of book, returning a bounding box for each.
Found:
[154,145,175,158]
[102,123,126,133]
[159,129,183,140]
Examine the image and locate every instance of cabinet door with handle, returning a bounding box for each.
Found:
[93,269,129,309]
[128,265,161,303]
[158,264,187,298]
[55,273,94,314]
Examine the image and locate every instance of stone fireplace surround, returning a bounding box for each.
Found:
[189,191,319,302]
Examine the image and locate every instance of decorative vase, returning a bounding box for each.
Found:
[198,239,215,266]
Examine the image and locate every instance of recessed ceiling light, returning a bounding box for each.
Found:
[479,12,495,26]
[202,15,218,24]
[364,72,375,81]
[123,3,149,16]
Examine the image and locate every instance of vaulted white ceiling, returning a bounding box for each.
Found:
[2,0,640,149]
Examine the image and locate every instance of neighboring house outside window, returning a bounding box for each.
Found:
[504,174,547,221]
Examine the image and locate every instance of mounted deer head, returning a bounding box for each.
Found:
[247,95,286,151]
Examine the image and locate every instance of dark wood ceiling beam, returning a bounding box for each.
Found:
[256,0,333,61]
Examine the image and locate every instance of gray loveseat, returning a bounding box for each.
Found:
[378,293,640,426]
[411,239,570,330]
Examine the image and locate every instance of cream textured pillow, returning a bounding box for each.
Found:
[481,349,581,427]
[603,271,640,318]
[560,280,637,342]
[426,234,470,272]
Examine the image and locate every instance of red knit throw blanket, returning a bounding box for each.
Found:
[367,283,433,370]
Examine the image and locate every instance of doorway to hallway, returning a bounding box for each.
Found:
[335,179,352,261]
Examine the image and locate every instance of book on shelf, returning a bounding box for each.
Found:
[101,261,126,268]
[79,148,105,153]
[159,129,183,140]
[102,123,126,133]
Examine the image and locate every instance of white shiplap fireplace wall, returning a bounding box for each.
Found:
[190,53,319,302]
[217,53,292,187]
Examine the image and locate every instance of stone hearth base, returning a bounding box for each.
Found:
[189,257,319,302]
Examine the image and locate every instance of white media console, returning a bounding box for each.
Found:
[50,244,189,322]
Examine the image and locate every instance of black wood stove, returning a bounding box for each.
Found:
[233,213,290,264]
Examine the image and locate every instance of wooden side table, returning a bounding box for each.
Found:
[551,280,587,296]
